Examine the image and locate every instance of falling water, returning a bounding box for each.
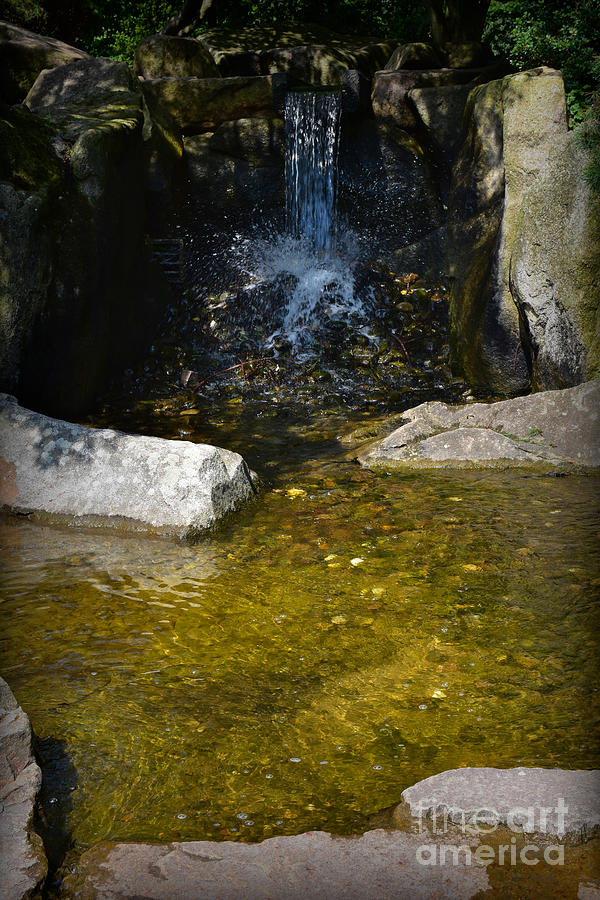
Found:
[219,89,365,351]
[285,91,342,252]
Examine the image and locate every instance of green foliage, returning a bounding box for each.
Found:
[0,0,47,31]
[84,0,179,62]
[483,0,600,124]
[193,0,428,42]
[576,59,600,205]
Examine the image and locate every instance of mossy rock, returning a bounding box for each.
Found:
[0,103,62,190]
[134,34,220,79]
[142,75,277,134]
[447,68,570,394]
[198,24,392,85]
[0,19,88,104]
[384,43,444,71]
[511,131,600,388]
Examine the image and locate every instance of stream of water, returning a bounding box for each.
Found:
[0,92,598,888]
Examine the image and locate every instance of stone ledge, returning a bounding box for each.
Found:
[359,381,600,470]
[399,767,600,842]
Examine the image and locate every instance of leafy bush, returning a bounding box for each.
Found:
[576,59,600,204]
[483,0,600,124]
[84,0,179,62]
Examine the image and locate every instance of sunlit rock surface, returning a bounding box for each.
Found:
[360,381,600,469]
[447,66,569,394]
[62,829,489,899]
[0,676,46,900]
[511,131,600,390]
[0,395,255,536]
[400,767,600,841]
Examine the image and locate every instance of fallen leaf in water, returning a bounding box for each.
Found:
[350,557,364,566]
[331,615,347,624]
[462,564,482,572]
[324,554,338,561]
[286,488,307,499]
[431,689,446,699]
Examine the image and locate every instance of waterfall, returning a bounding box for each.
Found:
[285,91,342,252]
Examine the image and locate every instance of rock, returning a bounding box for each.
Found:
[341,69,371,115]
[0,676,47,899]
[184,130,284,226]
[510,130,600,389]
[134,34,220,79]
[441,42,492,68]
[338,117,445,258]
[372,67,487,132]
[447,67,568,393]
[141,75,278,134]
[25,55,136,114]
[259,43,351,86]
[359,381,600,469]
[209,116,284,165]
[199,25,392,85]
[0,58,169,418]
[408,83,473,174]
[0,394,255,536]
[384,42,444,71]
[62,828,489,899]
[384,226,448,283]
[0,19,89,104]
[399,767,600,841]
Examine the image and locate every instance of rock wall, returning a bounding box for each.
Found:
[445,66,599,394]
[511,131,600,389]
[0,57,174,418]
[0,676,47,900]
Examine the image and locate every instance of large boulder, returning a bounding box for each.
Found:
[0,676,47,899]
[384,42,445,71]
[0,19,89,104]
[199,25,392,86]
[0,394,255,536]
[0,57,170,417]
[510,131,600,389]
[141,74,280,134]
[359,381,600,469]
[446,67,568,394]
[134,34,220,79]
[372,68,480,132]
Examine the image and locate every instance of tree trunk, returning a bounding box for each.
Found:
[422,0,491,45]
[162,0,217,36]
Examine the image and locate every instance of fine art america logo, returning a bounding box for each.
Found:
[414,798,567,866]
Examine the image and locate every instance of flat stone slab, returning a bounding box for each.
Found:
[141,74,278,134]
[0,394,255,536]
[63,829,489,899]
[360,381,600,469]
[400,767,600,841]
[0,677,47,900]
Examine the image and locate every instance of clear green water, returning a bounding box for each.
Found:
[1,273,599,873]
[1,397,599,857]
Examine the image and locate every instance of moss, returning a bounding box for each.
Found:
[0,104,62,190]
